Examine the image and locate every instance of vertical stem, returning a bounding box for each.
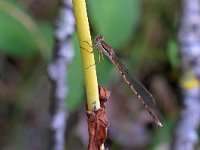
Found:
[72,0,100,111]
[48,0,75,150]
[172,0,200,150]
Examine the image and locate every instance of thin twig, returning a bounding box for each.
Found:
[47,0,75,150]
[172,1,200,150]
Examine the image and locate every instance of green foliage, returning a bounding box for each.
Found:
[167,40,179,69]
[66,34,84,112]
[150,117,175,150]
[0,1,53,60]
[93,52,112,87]
[87,0,140,48]
[87,0,141,87]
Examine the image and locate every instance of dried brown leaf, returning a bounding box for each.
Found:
[86,86,110,150]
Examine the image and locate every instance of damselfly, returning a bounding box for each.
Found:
[94,35,162,127]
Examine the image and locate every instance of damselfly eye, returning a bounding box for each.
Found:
[96,35,104,42]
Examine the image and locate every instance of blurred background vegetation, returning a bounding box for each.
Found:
[0,0,188,150]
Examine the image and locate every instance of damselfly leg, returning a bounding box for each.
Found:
[80,40,105,69]
[80,41,93,53]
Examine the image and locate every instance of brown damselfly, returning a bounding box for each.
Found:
[83,35,162,127]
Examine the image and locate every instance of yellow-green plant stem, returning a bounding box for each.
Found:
[73,0,100,111]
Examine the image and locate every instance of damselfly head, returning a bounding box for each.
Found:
[96,35,104,42]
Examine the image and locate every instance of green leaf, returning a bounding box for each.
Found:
[167,40,179,69]
[0,1,53,60]
[96,58,112,87]
[66,34,84,112]
[0,11,36,57]
[88,0,140,48]
[38,22,54,61]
